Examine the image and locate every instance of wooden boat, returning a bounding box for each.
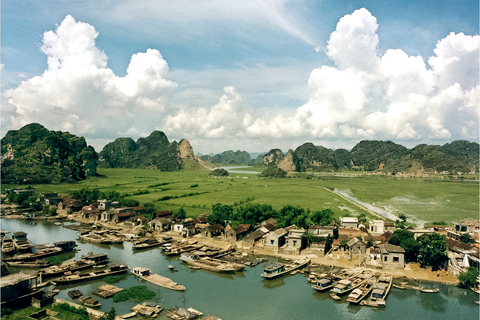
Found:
[131,302,162,318]
[330,293,341,300]
[120,311,137,319]
[39,260,96,278]
[261,258,310,279]
[347,276,377,304]
[180,254,244,273]
[132,237,170,250]
[93,284,124,298]
[131,267,186,291]
[421,288,439,293]
[392,284,405,290]
[78,232,112,244]
[3,247,63,262]
[52,264,128,285]
[331,271,374,296]
[166,307,196,320]
[312,268,363,292]
[361,273,392,307]
[164,243,203,256]
[2,238,17,254]
[6,260,52,268]
[81,252,110,265]
[68,290,83,299]
[79,295,101,308]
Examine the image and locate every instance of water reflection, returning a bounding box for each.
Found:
[262,277,285,289]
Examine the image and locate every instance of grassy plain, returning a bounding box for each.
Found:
[2,168,478,225]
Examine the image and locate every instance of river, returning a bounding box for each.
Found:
[2,219,479,320]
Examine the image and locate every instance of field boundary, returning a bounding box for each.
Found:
[322,187,387,221]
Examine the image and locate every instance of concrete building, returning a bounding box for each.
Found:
[379,243,405,269]
[340,217,358,229]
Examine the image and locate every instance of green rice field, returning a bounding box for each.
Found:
[2,168,478,225]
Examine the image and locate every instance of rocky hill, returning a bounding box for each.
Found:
[98,131,210,171]
[199,150,251,165]
[263,140,479,174]
[1,123,98,184]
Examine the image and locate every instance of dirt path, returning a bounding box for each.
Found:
[322,187,387,220]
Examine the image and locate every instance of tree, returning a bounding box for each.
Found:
[418,233,448,271]
[458,267,480,288]
[311,209,334,226]
[99,307,116,320]
[174,208,186,220]
[144,202,156,220]
[459,233,476,244]
[395,213,407,229]
[277,205,304,228]
[389,229,420,263]
[208,203,233,226]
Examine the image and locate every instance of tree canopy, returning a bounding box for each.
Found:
[418,233,448,270]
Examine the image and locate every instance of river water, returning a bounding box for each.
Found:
[2,219,479,320]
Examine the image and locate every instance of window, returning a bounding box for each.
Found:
[270,240,274,245]
[384,256,388,262]
[393,257,399,262]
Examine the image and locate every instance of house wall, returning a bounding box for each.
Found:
[381,252,404,269]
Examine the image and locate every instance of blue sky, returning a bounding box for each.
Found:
[1,0,479,154]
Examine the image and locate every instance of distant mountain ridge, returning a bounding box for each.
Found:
[263,140,479,174]
[98,131,211,171]
[1,123,98,184]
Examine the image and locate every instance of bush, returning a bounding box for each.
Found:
[113,286,155,302]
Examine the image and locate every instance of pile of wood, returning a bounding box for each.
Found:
[92,284,124,298]
[131,302,162,318]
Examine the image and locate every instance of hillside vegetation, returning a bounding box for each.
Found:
[1,123,97,184]
[264,140,479,174]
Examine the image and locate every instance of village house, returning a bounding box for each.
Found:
[281,229,306,254]
[409,228,436,240]
[379,243,405,269]
[367,246,382,268]
[384,221,396,232]
[224,224,251,242]
[307,225,338,239]
[347,237,367,255]
[172,219,195,236]
[265,228,288,251]
[446,238,480,272]
[149,217,173,232]
[12,189,35,197]
[42,193,62,206]
[369,220,385,235]
[111,212,134,224]
[98,199,112,211]
[309,241,329,256]
[242,229,267,249]
[340,217,358,229]
[156,211,173,219]
[202,224,225,238]
[132,206,145,215]
[1,273,41,310]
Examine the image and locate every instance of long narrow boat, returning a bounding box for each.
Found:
[13,239,33,252]
[330,271,374,296]
[3,247,62,262]
[78,233,112,244]
[347,276,378,304]
[132,237,171,250]
[361,273,393,307]
[52,264,129,285]
[163,243,203,256]
[6,260,52,268]
[39,260,97,278]
[131,267,186,291]
[312,268,363,292]
[180,254,244,273]
[261,257,310,279]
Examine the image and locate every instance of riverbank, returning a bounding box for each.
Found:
[2,213,460,286]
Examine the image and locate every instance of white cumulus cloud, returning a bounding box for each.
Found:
[2,15,177,145]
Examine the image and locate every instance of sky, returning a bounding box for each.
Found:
[1,0,479,154]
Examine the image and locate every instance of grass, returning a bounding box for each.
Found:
[2,168,478,225]
[103,275,128,284]
[112,286,155,302]
[44,251,76,265]
[1,303,89,320]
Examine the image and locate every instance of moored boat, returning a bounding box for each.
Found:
[163,242,203,256]
[261,257,310,279]
[1,238,17,254]
[52,264,128,285]
[361,273,393,307]
[39,259,97,278]
[131,267,186,291]
[180,254,244,273]
[68,290,83,299]
[347,276,377,304]
[132,237,171,250]
[6,260,51,268]
[79,295,101,308]
[312,268,363,292]
[331,271,374,296]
